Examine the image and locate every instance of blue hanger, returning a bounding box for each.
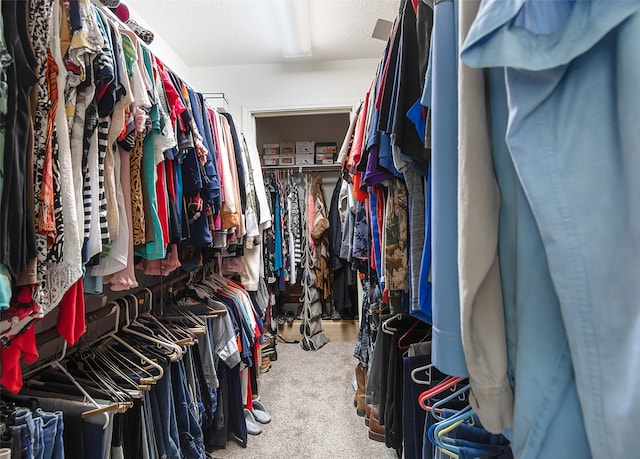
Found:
[430,384,471,421]
[428,406,475,455]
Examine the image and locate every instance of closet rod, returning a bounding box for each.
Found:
[202,92,228,103]
[262,164,342,173]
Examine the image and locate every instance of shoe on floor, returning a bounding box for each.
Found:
[260,357,271,374]
[251,400,272,424]
[244,408,262,435]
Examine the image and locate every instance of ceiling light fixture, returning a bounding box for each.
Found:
[271,0,312,58]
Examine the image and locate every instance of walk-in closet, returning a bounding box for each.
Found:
[1,0,639,458]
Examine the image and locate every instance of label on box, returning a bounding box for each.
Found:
[279,154,295,166]
[296,153,314,165]
[315,154,334,165]
[280,142,295,154]
[295,141,315,154]
[315,142,337,154]
[263,144,279,155]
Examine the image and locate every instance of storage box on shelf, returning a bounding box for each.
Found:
[262,155,279,166]
[263,143,280,155]
[315,154,334,165]
[280,142,295,154]
[280,154,295,166]
[295,141,315,154]
[295,153,314,165]
[315,142,337,155]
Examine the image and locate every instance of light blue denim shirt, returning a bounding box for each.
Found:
[421,0,468,378]
[462,1,640,457]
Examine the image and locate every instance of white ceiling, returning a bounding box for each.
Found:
[124,0,399,67]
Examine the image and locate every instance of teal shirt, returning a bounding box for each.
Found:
[134,47,166,260]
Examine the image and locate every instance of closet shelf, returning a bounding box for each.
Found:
[262,164,342,173]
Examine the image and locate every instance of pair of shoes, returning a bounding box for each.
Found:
[244,409,262,435]
[285,311,295,325]
[251,400,271,424]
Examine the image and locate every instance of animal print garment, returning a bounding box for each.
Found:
[28,0,54,303]
[130,130,146,246]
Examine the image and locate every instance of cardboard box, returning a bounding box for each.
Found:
[279,154,295,166]
[295,141,315,154]
[295,153,314,165]
[315,154,334,165]
[262,155,279,166]
[315,142,337,155]
[280,142,295,154]
[263,144,280,155]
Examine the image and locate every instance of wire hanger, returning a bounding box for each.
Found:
[103,302,165,381]
[49,357,113,427]
[119,296,183,362]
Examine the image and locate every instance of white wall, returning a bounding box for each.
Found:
[188,58,379,131]
[125,4,194,81]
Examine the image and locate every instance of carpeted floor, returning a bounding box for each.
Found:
[210,340,398,459]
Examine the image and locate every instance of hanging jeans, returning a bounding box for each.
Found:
[171,361,205,459]
[33,408,64,459]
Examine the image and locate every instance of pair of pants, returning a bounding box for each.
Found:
[435,419,512,459]
[149,364,181,459]
[403,353,430,459]
[171,361,205,459]
[33,408,64,459]
[11,408,38,459]
[11,408,64,459]
[36,396,113,459]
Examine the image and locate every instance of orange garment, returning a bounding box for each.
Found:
[349,83,372,203]
[38,51,59,245]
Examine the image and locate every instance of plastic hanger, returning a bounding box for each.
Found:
[426,384,471,421]
[397,319,431,350]
[411,363,434,385]
[418,376,466,411]
[381,313,405,334]
[428,407,476,456]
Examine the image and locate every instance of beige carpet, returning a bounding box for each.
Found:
[211,340,398,459]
